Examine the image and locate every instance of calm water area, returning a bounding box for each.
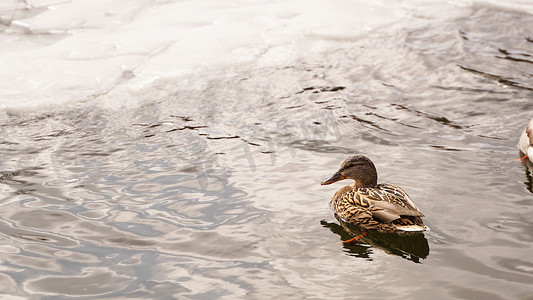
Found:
[1,1,533,299]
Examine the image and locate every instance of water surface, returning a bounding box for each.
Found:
[1,2,533,299]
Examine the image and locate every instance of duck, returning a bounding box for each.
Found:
[321,155,429,243]
[519,118,533,163]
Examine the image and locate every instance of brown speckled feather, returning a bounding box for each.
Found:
[330,184,426,233]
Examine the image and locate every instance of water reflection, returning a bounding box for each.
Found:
[1,3,533,298]
[321,215,430,263]
[24,268,133,297]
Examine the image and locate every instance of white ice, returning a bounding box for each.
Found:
[0,0,531,111]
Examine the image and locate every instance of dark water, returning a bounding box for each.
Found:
[1,5,533,299]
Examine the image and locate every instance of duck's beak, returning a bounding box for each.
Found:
[321,171,345,185]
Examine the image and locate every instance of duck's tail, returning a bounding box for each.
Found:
[395,224,430,232]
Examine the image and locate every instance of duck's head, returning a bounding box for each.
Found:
[321,155,378,188]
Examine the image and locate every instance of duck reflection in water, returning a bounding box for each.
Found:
[321,216,430,263]
[520,155,533,194]
[321,155,430,261]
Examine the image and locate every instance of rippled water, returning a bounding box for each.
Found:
[1,3,533,299]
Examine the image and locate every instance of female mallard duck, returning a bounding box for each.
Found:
[519,118,533,163]
[321,155,428,242]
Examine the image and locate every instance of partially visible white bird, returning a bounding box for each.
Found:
[519,118,533,163]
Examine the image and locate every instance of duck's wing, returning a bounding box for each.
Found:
[374,184,422,212]
[370,200,424,223]
[358,185,424,223]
